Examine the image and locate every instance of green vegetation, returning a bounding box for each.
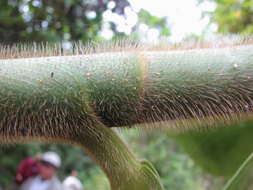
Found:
[0,0,253,190]
[0,0,129,42]
[1,40,252,190]
[223,152,253,190]
[172,121,253,176]
[202,0,253,34]
[122,130,224,190]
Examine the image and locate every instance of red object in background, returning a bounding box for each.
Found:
[15,157,39,185]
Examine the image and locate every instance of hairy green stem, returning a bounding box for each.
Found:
[1,45,253,132]
[71,124,163,190]
[0,44,253,189]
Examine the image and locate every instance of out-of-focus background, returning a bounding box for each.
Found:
[0,0,252,189]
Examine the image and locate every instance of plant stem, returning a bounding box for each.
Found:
[71,123,164,190]
[1,45,253,133]
[0,44,253,189]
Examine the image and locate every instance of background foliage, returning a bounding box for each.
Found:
[201,0,253,34]
[0,0,129,42]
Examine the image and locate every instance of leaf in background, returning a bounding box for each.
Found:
[171,120,253,177]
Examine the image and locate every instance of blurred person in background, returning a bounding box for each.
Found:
[19,152,63,190]
[63,170,83,190]
[15,154,40,186]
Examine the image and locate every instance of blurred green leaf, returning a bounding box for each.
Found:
[171,121,253,177]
